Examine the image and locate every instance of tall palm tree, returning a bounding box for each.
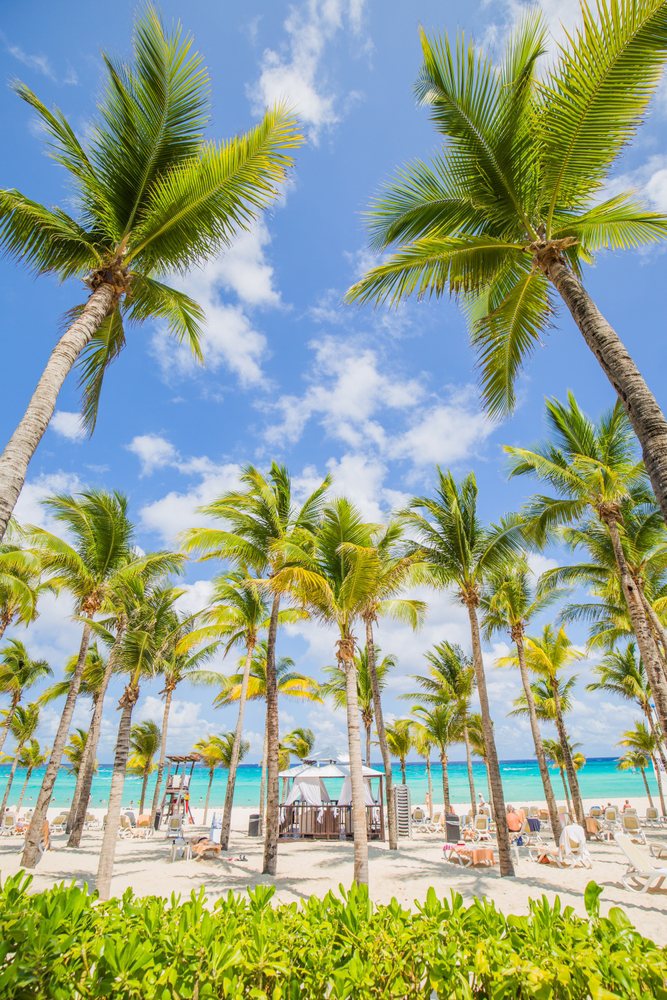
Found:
[467,712,493,812]
[411,703,460,813]
[482,565,564,840]
[128,720,161,814]
[321,645,396,768]
[193,733,246,826]
[402,642,478,814]
[542,738,585,818]
[182,462,330,876]
[384,720,413,785]
[506,394,667,747]
[0,639,50,753]
[0,702,39,825]
[403,469,523,875]
[0,8,303,540]
[618,721,663,813]
[215,641,321,825]
[63,729,90,777]
[413,725,434,814]
[15,737,47,814]
[501,625,586,824]
[346,3,667,525]
[96,584,184,900]
[618,747,654,808]
[267,497,390,885]
[21,489,177,867]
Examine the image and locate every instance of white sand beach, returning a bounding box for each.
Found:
[2,796,667,944]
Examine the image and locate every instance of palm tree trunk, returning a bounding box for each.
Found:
[545,256,667,527]
[639,589,667,676]
[515,633,562,841]
[221,642,254,850]
[559,767,572,818]
[0,701,18,755]
[484,758,494,816]
[0,282,115,542]
[16,767,32,814]
[426,753,433,816]
[262,593,281,876]
[605,516,667,741]
[650,754,667,816]
[639,766,654,808]
[364,618,397,850]
[149,687,173,827]
[440,751,450,814]
[96,683,139,901]
[203,769,214,826]
[0,748,21,826]
[551,683,585,826]
[338,633,368,886]
[68,632,123,847]
[400,757,407,785]
[139,769,150,815]
[66,714,93,835]
[365,722,371,768]
[466,602,514,876]
[644,706,667,787]
[463,723,476,817]
[21,619,93,868]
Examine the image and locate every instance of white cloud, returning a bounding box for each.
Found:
[248,0,367,142]
[126,434,177,476]
[136,695,218,751]
[210,220,282,308]
[138,462,242,546]
[13,471,84,530]
[387,392,495,468]
[50,411,86,442]
[5,41,55,79]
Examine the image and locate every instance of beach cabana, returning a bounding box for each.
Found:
[278,761,385,841]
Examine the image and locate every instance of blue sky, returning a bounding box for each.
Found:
[2,0,667,762]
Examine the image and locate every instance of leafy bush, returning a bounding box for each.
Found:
[0,873,665,998]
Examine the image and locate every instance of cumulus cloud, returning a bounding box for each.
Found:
[248,0,367,142]
[138,460,242,546]
[50,411,86,442]
[13,471,84,530]
[126,434,177,476]
[136,696,218,751]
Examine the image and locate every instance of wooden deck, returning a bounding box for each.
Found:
[278,803,385,841]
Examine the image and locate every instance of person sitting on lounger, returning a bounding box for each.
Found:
[506,805,522,832]
[622,799,632,812]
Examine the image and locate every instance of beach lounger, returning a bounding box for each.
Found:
[649,842,667,860]
[516,818,542,846]
[621,813,647,844]
[166,815,184,838]
[190,836,222,860]
[530,824,591,868]
[645,806,661,828]
[412,807,427,833]
[589,806,602,819]
[0,814,17,836]
[528,806,539,819]
[471,815,491,843]
[615,833,667,893]
[50,814,67,834]
[425,810,443,833]
[118,815,134,839]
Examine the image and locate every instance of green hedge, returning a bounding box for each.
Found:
[0,872,665,998]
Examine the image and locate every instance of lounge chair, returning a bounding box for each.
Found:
[427,810,443,833]
[1,814,17,836]
[166,815,184,839]
[645,806,661,828]
[516,817,542,846]
[589,806,602,819]
[529,824,592,868]
[51,814,67,834]
[84,812,100,829]
[412,807,427,833]
[604,806,620,826]
[118,815,134,839]
[621,813,647,844]
[615,832,667,893]
[528,806,539,819]
[649,842,667,860]
[471,814,491,843]
[190,836,222,860]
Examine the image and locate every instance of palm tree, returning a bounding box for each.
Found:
[321,645,396,767]
[345,4,667,525]
[21,489,178,868]
[413,725,434,815]
[467,712,494,812]
[542,738,585,818]
[618,721,663,813]
[0,639,50,753]
[384,720,413,785]
[482,565,564,840]
[182,462,330,876]
[193,734,241,826]
[0,702,39,825]
[128,720,161,814]
[403,469,523,875]
[402,642,477,814]
[0,532,44,640]
[501,624,586,825]
[15,738,47,814]
[215,641,321,826]
[63,729,90,776]
[411,703,460,813]
[617,747,654,808]
[281,727,315,762]
[96,584,184,900]
[0,8,303,541]
[506,393,667,747]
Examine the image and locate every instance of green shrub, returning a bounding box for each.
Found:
[0,872,665,998]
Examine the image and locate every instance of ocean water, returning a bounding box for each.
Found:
[2,757,660,810]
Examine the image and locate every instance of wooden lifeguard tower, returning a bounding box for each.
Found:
[159,753,199,824]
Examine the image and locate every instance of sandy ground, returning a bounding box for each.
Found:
[2,795,667,943]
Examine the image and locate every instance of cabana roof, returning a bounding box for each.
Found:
[304,744,349,763]
[279,762,384,779]
[166,754,200,763]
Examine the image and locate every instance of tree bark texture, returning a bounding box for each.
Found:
[640,767,654,808]
[547,258,667,528]
[605,516,667,742]
[66,711,94,835]
[0,283,115,543]
[220,642,254,850]
[365,722,372,769]
[440,752,450,814]
[139,770,149,815]
[262,593,281,876]
[551,682,585,826]
[149,688,173,828]
[203,770,214,826]
[96,686,138,901]
[515,634,562,842]
[463,724,476,817]
[16,768,32,814]
[559,767,572,818]
[21,619,93,867]
[339,635,369,886]
[364,619,397,850]
[259,721,267,822]
[466,602,514,876]
[425,753,433,817]
[644,708,667,785]
[0,747,21,827]
[0,701,18,755]
[653,756,667,817]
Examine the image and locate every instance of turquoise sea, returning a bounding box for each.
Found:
[2,757,661,810]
